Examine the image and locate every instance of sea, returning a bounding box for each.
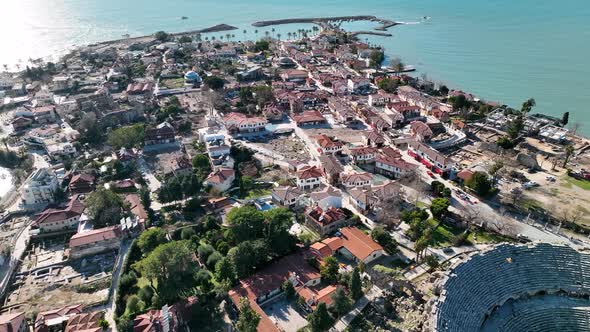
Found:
[1,0,589,136]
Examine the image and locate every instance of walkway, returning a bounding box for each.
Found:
[332,285,383,331]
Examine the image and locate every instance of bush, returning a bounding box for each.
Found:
[452,232,469,246]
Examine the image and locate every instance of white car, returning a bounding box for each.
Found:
[522,181,540,189]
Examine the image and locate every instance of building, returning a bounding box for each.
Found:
[21,168,59,207]
[34,304,84,332]
[64,311,103,332]
[306,206,350,236]
[408,140,454,177]
[228,253,321,332]
[271,186,303,207]
[203,168,235,192]
[318,155,344,186]
[368,90,397,107]
[31,105,57,124]
[296,166,323,190]
[69,226,122,259]
[222,112,267,135]
[32,195,86,234]
[133,304,179,332]
[292,110,327,127]
[11,116,33,131]
[410,121,433,142]
[309,186,342,211]
[0,312,27,332]
[144,122,176,146]
[375,155,417,179]
[310,227,384,264]
[347,181,400,213]
[362,131,385,148]
[341,172,373,188]
[347,146,378,164]
[184,71,202,86]
[315,134,344,155]
[347,77,370,93]
[68,173,95,194]
[281,69,309,82]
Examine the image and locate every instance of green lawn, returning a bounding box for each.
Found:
[160,78,185,89]
[244,188,272,199]
[562,175,590,190]
[428,219,464,247]
[518,198,543,210]
[467,229,514,244]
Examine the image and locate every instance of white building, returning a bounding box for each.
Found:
[21,168,59,207]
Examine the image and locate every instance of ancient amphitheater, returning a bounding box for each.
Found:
[430,243,590,331]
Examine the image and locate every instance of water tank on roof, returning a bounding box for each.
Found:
[184,71,202,83]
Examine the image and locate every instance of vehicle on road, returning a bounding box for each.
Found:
[522,181,540,189]
[427,171,435,179]
[516,233,531,243]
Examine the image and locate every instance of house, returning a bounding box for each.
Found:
[222,112,267,135]
[292,110,327,127]
[125,194,149,226]
[271,186,303,207]
[310,227,384,264]
[410,121,433,142]
[263,103,284,122]
[309,186,342,210]
[69,226,122,259]
[347,146,378,164]
[407,140,454,177]
[115,148,138,163]
[341,172,373,188]
[317,155,344,186]
[296,166,323,190]
[297,284,337,312]
[368,90,396,107]
[451,119,468,133]
[228,253,321,332]
[203,168,235,192]
[375,155,417,179]
[133,304,181,332]
[281,69,309,82]
[64,311,103,332]
[34,304,84,332]
[32,195,86,234]
[386,102,422,123]
[31,105,57,124]
[68,173,95,194]
[0,312,27,332]
[348,181,400,213]
[347,77,370,93]
[362,131,385,148]
[306,206,351,236]
[11,116,33,131]
[315,134,344,155]
[21,168,59,207]
[144,122,176,146]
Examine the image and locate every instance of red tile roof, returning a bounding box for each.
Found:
[69,226,122,248]
[0,312,25,332]
[297,166,323,180]
[33,196,85,227]
[205,168,235,184]
[339,227,383,261]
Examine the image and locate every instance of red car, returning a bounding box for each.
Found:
[426,171,435,178]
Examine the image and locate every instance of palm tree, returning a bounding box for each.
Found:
[265,31,270,39]
[272,28,276,38]
[211,36,215,41]
[205,36,209,41]
[287,32,292,40]
[277,33,282,41]
[255,29,259,38]
[219,35,223,40]
[563,145,575,168]
[226,33,231,41]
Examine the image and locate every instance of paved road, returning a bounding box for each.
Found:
[100,240,132,332]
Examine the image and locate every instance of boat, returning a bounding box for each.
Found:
[181,16,189,20]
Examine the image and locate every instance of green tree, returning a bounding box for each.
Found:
[227,240,269,278]
[282,280,296,300]
[239,176,254,196]
[439,85,449,96]
[98,319,110,331]
[197,243,215,262]
[107,124,144,149]
[331,287,352,318]
[204,76,225,90]
[133,241,198,302]
[563,145,575,168]
[180,227,195,240]
[125,295,144,315]
[424,254,440,271]
[465,171,493,197]
[236,298,261,332]
[85,189,126,228]
[254,40,270,52]
[154,31,170,42]
[430,198,450,219]
[138,285,154,307]
[178,35,193,44]
[370,227,397,254]
[308,303,333,332]
[137,228,167,255]
[263,208,296,255]
[521,98,536,115]
[349,267,363,301]
[562,111,570,126]
[192,154,211,177]
[507,116,524,139]
[320,256,340,284]
[206,251,223,270]
[496,136,515,149]
[377,77,399,93]
[226,206,265,243]
[369,50,385,68]
[215,257,236,283]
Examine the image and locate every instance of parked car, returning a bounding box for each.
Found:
[516,233,531,243]
[427,171,436,179]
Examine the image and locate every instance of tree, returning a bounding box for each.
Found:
[521,98,536,115]
[308,303,333,332]
[227,240,269,278]
[320,256,340,284]
[424,255,440,271]
[507,116,524,139]
[465,171,493,197]
[254,40,270,52]
[239,176,254,196]
[192,154,211,177]
[389,57,404,73]
[206,251,223,270]
[439,85,449,96]
[414,229,432,262]
[236,298,260,332]
[263,208,296,255]
[369,50,385,68]
[377,77,399,93]
[431,181,451,198]
[178,35,193,44]
[125,295,144,315]
[370,227,397,254]
[563,145,575,168]
[496,136,515,149]
[215,257,236,283]
[282,280,296,300]
[226,206,265,243]
[197,243,215,262]
[204,76,224,90]
[562,111,570,126]
[331,287,352,318]
[430,198,450,219]
[107,124,144,149]
[133,241,198,302]
[98,319,109,331]
[449,94,470,111]
[85,189,126,228]
[78,112,104,146]
[137,228,167,255]
[154,31,170,42]
[349,268,363,301]
[180,227,195,240]
[138,285,154,307]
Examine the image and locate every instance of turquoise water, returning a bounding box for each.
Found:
[2,0,589,135]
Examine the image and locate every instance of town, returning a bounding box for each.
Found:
[0,19,589,332]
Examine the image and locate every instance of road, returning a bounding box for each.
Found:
[137,156,162,210]
[0,223,30,298]
[101,240,132,332]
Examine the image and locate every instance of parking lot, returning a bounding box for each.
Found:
[263,298,308,332]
